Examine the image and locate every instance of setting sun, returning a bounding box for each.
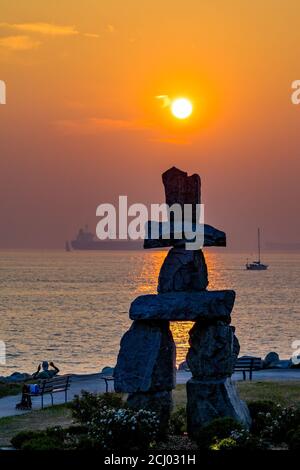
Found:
[171,98,193,119]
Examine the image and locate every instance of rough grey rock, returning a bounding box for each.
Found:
[263,352,280,368]
[0,372,31,383]
[100,366,114,375]
[158,248,208,293]
[266,359,292,369]
[162,167,201,224]
[233,334,240,361]
[187,322,239,379]
[187,378,251,437]
[130,290,235,321]
[144,222,226,249]
[127,390,173,438]
[163,166,201,206]
[114,321,176,393]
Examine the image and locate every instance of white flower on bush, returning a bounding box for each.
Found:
[88,407,160,449]
[230,428,250,443]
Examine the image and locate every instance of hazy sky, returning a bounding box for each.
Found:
[0,0,299,249]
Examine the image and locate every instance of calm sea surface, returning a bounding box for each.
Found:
[0,250,299,375]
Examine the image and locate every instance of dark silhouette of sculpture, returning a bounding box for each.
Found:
[114,167,250,437]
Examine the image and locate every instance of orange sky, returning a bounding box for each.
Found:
[0,0,299,249]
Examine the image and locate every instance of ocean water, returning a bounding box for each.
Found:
[0,250,299,376]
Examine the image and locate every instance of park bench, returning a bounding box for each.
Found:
[99,374,114,393]
[234,356,262,381]
[25,375,71,409]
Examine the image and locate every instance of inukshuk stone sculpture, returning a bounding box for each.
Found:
[114,167,251,439]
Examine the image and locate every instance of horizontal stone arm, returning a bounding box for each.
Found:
[143,222,226,249]
[130,290,235,321]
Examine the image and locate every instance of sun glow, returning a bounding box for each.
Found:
[171,98,193,119]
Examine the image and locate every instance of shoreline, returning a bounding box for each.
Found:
[0,370,300,419]
[1,353,299,382]
[1,368,300,384]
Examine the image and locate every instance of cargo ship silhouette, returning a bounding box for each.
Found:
[69,226,142,250]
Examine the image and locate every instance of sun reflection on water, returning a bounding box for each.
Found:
[134,250,220,366]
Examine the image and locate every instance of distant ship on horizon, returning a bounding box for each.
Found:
[69,226,142,251]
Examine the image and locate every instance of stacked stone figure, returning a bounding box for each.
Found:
[114,167,250,438]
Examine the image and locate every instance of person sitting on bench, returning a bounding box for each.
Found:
[16,362,60,410]
[32,361,60,379]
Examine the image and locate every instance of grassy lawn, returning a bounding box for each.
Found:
[0,379,40,399]
[237,381,300,407]
[0,383,22,399]
[0,404,73,447]
[0,381,299,448]
[173,380,300,409]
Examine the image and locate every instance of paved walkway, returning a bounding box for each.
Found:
[176,368,300,384]
[0,374,113,419]
[0,370,299,419]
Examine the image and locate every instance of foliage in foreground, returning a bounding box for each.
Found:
[0,382,22,399]
[287,427,300,450]
[89,407,160,450]
[249,400,300,445]
[201,401,300,450]
[169,406,187,435]
[71,391,159,450]
[195,417,251,450]
[10,390,300,451]
[11,426,83,451]
[70,391,125,424]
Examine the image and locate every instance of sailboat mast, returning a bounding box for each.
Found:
[258,228,261,263]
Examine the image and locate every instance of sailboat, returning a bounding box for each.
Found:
[246,228,268,270]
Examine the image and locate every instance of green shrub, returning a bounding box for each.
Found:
[64,425,88,436]
[248,400,278,417]
[45,426,66,440]
[210,437,238,450]
[74,435,98,450]
[22,436,64,451]
[0,382,22,399]
[249,401,300,444]
[195,417,243,449]
[11,431,43,449]
[71,391,125,424]
[211,431,264,451]
[287,427,300,451]
[72,392,159,450]
[269,406,300,443]
[170,406,187,435]
[89,407,159,451]
[12,428,65,451]
[248,400,279,435]
[62,428,96,450]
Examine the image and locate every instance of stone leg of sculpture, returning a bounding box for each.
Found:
[186,378,251,438]
[186,321,251,439]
